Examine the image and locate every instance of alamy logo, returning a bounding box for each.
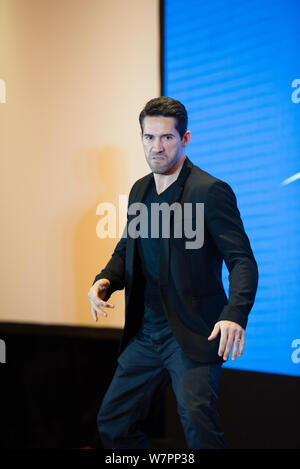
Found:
[291,79,300,103]
[96,197,204,249]
[0,339,6,363]
[291,339,300,364]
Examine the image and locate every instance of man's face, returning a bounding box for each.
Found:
[141,116,190,174]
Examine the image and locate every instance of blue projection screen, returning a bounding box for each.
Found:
[163,0,300,376]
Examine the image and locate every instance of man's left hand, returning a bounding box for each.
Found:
[208,320,245,361]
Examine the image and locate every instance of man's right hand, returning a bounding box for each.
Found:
[88,278,114,322]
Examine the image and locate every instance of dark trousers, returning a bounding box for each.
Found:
[97,322,225,449]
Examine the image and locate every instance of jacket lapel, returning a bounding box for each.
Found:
[125,173,153,291]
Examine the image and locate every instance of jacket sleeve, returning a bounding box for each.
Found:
[205,180,259,329]
[92,183,134,301]
[92,226,127,302]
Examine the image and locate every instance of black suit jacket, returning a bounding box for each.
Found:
[93,156,258,363]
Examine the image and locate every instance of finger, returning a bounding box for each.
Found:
[88,292,100,308]
[91,306,98,322]
[218,326,228,357]
[95,287,113,305]
[208,323,220,341]
[222,331,235,361]
[238,332,245,357]
[97,299,114,308]
[231,335,241,361]
[91,296,114,309]
[92,303,107,318]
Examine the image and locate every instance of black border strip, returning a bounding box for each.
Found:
[0,321,122,341]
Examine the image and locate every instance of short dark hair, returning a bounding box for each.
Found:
[139,96,188,139]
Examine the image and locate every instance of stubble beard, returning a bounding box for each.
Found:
[147,151,181,175]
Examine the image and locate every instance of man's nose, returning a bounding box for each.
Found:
[152,138,164,152]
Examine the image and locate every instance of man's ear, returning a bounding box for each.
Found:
[182,130,191,147]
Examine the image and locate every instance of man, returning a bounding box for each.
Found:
[88,97,258,449]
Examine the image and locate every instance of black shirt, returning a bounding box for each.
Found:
[137,176,179,332]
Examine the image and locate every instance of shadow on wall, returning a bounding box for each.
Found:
[73,146,130,328]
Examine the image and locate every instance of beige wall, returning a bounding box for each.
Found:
[0,0,160,328]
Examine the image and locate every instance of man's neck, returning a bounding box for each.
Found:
[154,156,186,195]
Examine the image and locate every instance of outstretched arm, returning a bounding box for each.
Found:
[87,224,127,322]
